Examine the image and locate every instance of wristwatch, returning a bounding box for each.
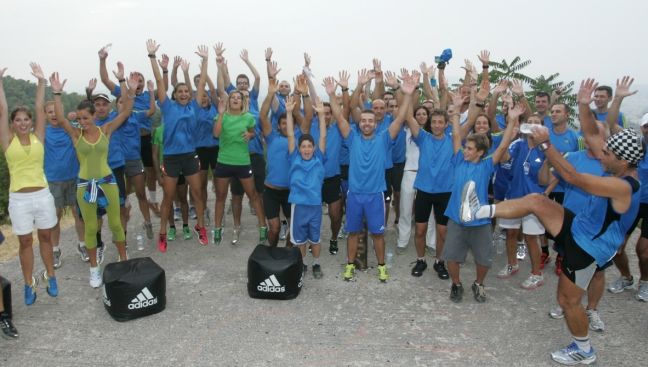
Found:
[538,141,551,152]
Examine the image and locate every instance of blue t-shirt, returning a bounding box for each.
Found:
[505,138,545,199]
[194,103,219,148]
[548,125,583,193]
[413,130,454,194]
[112,85,154,131]
[391,125,406,164]
[288,149,326,205]
[121,111,147,160]
[226,84,260,115]
[347,129,392,193]
[594,110,626,128]
[555,150,604,212]
[95,111,124,169]
[487,132,504,156]
[377,114,394,169]
[44,124,79,182]
[496,114,507,130]
[572,177,640,266]
[309,116,342,178]
[445,152,494,227]
[265,130,292,188]
[159,98,199,155]
[248,117,264,155]
[638,155,648,203]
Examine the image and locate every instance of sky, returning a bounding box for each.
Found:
[1,0,647,94]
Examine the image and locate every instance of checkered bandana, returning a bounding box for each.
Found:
[606,128,644,165]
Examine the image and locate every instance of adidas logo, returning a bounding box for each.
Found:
[128,287,158,309]
[102,285,111,307]
[257,274,285,293]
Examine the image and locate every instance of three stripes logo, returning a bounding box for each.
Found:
[128,287,158,310]
[257,274,285,293]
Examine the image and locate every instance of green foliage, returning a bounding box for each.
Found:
[488,57,534,84]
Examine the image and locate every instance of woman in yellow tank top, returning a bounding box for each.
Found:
[0,64,58,306]
[49,70,136,288]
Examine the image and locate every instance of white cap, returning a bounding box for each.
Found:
[641,113,648,127]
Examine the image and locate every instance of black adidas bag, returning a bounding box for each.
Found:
[0,276,11,318]
[102,257,166,322]
[247,245,303,300]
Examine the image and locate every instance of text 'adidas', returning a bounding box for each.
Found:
[257,274,286,293]
[128,287,159,310]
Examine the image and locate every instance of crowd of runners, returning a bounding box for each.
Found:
[1,42,647,365]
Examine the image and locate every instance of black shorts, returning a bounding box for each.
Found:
[111,165,126,207]
[548,192,565,205]
[554,208,598,290]
[390,162,405,193]
[140,134,153,168]
[322,175,342,204]
[214,163,252,179]
[340,164,349,180]
[631,202,648,238]
[384,168,393,202]
[163,152,200,178]
[414,190,451,226]
[263,186,291,220]
[231,154,265,196]
[196,146,219,171]
[177,174,186,186]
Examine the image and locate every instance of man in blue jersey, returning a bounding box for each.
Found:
[593,85,626,128]
[461,79,643,365]
[324,70,411,283]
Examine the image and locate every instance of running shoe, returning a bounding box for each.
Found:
[516,242,527,260]
[411,259,428,277]
[195,225,208,245]
[471,282,486,303]
[586,309,605,332]
[97,245,105,265]
[42,271,58,297]
[168,227,177,241]
[77,243,89,262]
[174,207,181,221]
[312,264,323,279]
[144,222,154,240]
[259,226,268,245]
[158,234,168,253]
[549,305,564,319]
[189,206,197,220]
[213,227,223,246]
[540,252,551,270]
[460,180,480,223]
[450,283,464,303]
[53,248,62,269]
[377,264,389,282]
[550,342,596,365]
[338,225,348,239]
[231,227,240,245]
[24,277,37,305]
[497,263,519,279]
[636,280,648,302]
[0,314,18,339]
[89,267,102,288]
[521,273,545,290]
[329,240,338,255]
[183,226,192,240]
[607,276,634,293]
[555,255,563,276]
[396,246,407,255]
[433,261,449,280]
[342,263,355,281]
[279,221,287,240]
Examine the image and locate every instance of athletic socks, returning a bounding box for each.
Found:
[475,205,496,219]
[312,258,320,266]
[573,335,592,352]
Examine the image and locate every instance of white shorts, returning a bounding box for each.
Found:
[8,188,58,235]
[498,214,544,235]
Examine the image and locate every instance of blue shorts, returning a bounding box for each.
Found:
[345,192,385,234]
[290,204,322,245]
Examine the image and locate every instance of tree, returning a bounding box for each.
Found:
[488,56,534,84]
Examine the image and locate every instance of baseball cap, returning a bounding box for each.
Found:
[640,113,648,127]
[93,93,111,103]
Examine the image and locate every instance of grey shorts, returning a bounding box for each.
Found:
[441,220,493,267]
[48,180,77,209]
[124,159,145,177]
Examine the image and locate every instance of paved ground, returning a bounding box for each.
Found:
[1,191,647,366]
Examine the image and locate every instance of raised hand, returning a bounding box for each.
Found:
[477,50,490,67]
[384,70,399,89]
[268,78,279,94]
[420,62,436,77]
[158,54,170,70]
[475,76,490,102]
[577,78,598,105]
[217,96,226,113]
[372,58,382,73]
[313,100,325,114]
[508,103,526,120]
[337,70,350,89]
[216,56,225,66]
[173,56,182,69]
[322,76,337,95]
[181,59,190,73]
[449,90,464,111]
[146,39,160,55]
[147,80,154,92]
[265,47,273,61]
[493,79,508,95]
[502,93,513,106]
[112,61,125,80]
[615,76,637,98]
[29,63,45,81]
[196,45,209,60]
[239,49,249,62]
[510,80,524,96]
[49,72,66,93]
[268,61,281,79]
[357,69,371,86]
[304,53,311,68]
[213,42,226,57]
[98,44,111,60]
[87,78,97,92]
[127,72,139,90]
[285,95,296,113]
[399,68,411,82]
[401,71,419,95]
[294,74,308,95]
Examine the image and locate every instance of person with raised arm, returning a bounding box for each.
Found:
[49,69,136,287]
[460,79,643,365]
[0,64,58,305]
[221,46,261,115]
[147,40,210,250]
[325,69,411,283]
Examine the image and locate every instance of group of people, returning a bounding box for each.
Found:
[1,43,647,365]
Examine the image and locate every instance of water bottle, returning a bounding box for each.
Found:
[210,228,216,245]
[136,234,144,251]
[386,250,394,269]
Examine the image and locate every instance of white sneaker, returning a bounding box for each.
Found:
[607,276,634,293]
[497,263,519,279]
[586,309,605,332]
[520,273,544,290]
[89,267,102,288]
[549,305,564,319]
[636,280,648,302]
